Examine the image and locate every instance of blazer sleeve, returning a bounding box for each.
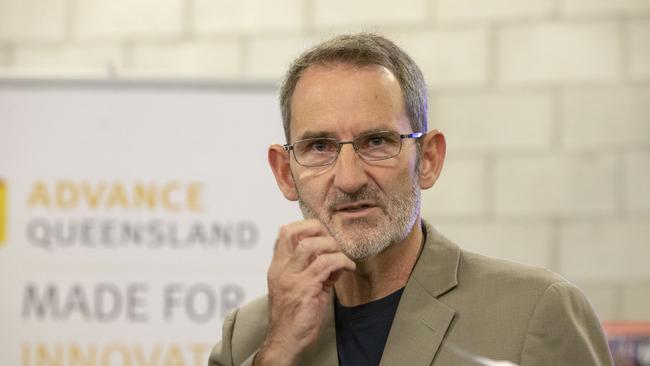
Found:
[208,308,257,366]
[519,281,613,366]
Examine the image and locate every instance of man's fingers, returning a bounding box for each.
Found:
[286,237,340,272]
[273,219,329,258]
[306,252,356,282]
[324,269,344,287]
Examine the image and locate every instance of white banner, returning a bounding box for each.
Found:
[0,80,300,366]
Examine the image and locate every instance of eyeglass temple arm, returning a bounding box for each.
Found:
[400,132,424,139]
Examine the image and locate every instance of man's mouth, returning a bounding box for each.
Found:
[334,202,377,213]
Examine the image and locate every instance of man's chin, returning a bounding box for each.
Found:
[331,227,390,259]
[329,211,380,228]
[343,249,380,262]
[339,239,391,262]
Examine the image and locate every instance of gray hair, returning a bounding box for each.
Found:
[279,33,428,143]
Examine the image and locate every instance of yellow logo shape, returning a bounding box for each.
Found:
[0,179,6,245]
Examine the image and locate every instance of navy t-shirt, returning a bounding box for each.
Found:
[334,288,404,366]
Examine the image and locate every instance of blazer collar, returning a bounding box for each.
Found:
[411,220,460,298]
[380,220,460,366]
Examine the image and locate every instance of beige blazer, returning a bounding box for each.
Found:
[209,222,613,366]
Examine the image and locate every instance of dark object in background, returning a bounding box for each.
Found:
[605,323,650,366]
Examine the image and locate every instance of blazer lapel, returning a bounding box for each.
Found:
[380,222,461,366]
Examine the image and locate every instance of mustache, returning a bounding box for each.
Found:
[326,186,385,213]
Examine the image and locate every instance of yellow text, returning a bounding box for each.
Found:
[27,181,204,212]
[21,342,210,366]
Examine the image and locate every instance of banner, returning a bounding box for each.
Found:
[0,80,300,366]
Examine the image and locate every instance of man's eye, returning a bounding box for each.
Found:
[309,140,334,152]
[368,136,386,146]
[361,134,391,148]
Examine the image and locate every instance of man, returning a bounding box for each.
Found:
[209,33,613,366]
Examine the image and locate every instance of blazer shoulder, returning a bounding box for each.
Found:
[459,249,569,293]
[209,295,269,366]
[418,222,568,299]
[230,295,269,348]
[234,295,269,326]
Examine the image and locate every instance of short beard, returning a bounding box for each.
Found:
[297,171,420,261]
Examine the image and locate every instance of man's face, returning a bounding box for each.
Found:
[288,63,421,261]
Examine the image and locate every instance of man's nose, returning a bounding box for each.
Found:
[333,143,369,193]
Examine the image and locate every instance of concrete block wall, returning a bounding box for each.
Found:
[1,0,648,322]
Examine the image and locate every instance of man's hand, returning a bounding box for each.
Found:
[254,219,356,366]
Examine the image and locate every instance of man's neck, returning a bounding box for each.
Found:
[334,218,424,307]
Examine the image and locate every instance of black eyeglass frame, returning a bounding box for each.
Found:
[283,131,424,167]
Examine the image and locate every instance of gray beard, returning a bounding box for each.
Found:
[298,173,420,261]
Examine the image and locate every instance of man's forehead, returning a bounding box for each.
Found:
[299,62,398,83]
[289,63,407,141]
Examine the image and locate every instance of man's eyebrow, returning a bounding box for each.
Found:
[295,125,399,141]
[296,130,338,140]
[359,126,396,135]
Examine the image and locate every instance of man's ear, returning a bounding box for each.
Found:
[268,144,299,201]
[418,130,446,190]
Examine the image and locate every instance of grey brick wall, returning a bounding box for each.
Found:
[1,0,648,322]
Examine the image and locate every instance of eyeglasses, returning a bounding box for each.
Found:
[283,130,424,167]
